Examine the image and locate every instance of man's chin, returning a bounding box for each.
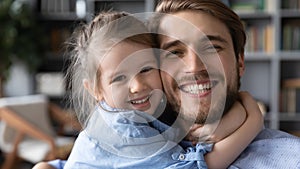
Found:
[178,95,237,125]
[177,108,208,125]
[167,90,238,125]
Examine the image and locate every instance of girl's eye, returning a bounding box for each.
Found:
[112,75,126,83]
[140,66,154,73]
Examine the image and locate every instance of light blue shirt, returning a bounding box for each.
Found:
[228,128,300,169]
[49,103,300,169]
[63,102,212,169]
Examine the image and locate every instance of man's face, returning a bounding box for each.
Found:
[158,11,245,124]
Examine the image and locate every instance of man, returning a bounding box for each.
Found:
[33,0,300,168]
[154,0,300,168]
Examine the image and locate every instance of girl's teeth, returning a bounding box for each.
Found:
[131,96,149,104]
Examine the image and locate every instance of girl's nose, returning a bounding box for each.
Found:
[129,76,146,94]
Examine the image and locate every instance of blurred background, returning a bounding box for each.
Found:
[0,0,300,168]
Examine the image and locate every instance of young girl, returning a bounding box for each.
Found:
[33,11,263,169]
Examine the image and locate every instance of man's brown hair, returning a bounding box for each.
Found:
[155,0,246,60]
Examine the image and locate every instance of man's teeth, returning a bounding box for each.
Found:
[131,96,149,104]
[182,82,213,94]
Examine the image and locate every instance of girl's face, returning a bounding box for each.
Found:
[97,41,163,115]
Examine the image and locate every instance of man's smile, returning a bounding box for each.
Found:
[179,81,217,96]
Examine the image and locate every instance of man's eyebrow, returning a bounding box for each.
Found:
[161,35,228,50]
[205,35,228,44]
[160,35,228,50]
[161,40,182,50]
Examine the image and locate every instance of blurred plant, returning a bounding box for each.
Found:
[0,0,48,81]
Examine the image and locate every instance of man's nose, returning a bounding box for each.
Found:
[184,50,205,73]
[129,76,146,94]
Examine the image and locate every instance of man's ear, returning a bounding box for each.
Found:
[238,53,245,77]
[83,79,102,101]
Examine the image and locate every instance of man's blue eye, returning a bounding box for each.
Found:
[140,66,153,73]
[164,50,183,58]
[203,45,222,53]
[170,50,181,55]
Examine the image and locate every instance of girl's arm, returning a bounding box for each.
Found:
[205,91,264,169]
[32,162,57,169]
[32,159,66,169]
[187,96,247,145]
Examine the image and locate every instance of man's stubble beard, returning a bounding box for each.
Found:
[166,66,240,125]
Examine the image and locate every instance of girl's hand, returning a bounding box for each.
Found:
[187,101,247,145]
[186,124,204,145]
[239,91,264,131]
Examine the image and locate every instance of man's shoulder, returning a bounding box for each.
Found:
[255,128,300,140]
[230,128,300,169]
[250,128,300,151]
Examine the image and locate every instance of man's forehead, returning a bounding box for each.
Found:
[158,17,220,50]
[158,16,206,43]
[157,11,230,46]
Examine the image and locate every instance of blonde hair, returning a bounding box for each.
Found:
[65,11,155,127]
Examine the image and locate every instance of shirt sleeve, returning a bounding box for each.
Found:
[48,159,66,169]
